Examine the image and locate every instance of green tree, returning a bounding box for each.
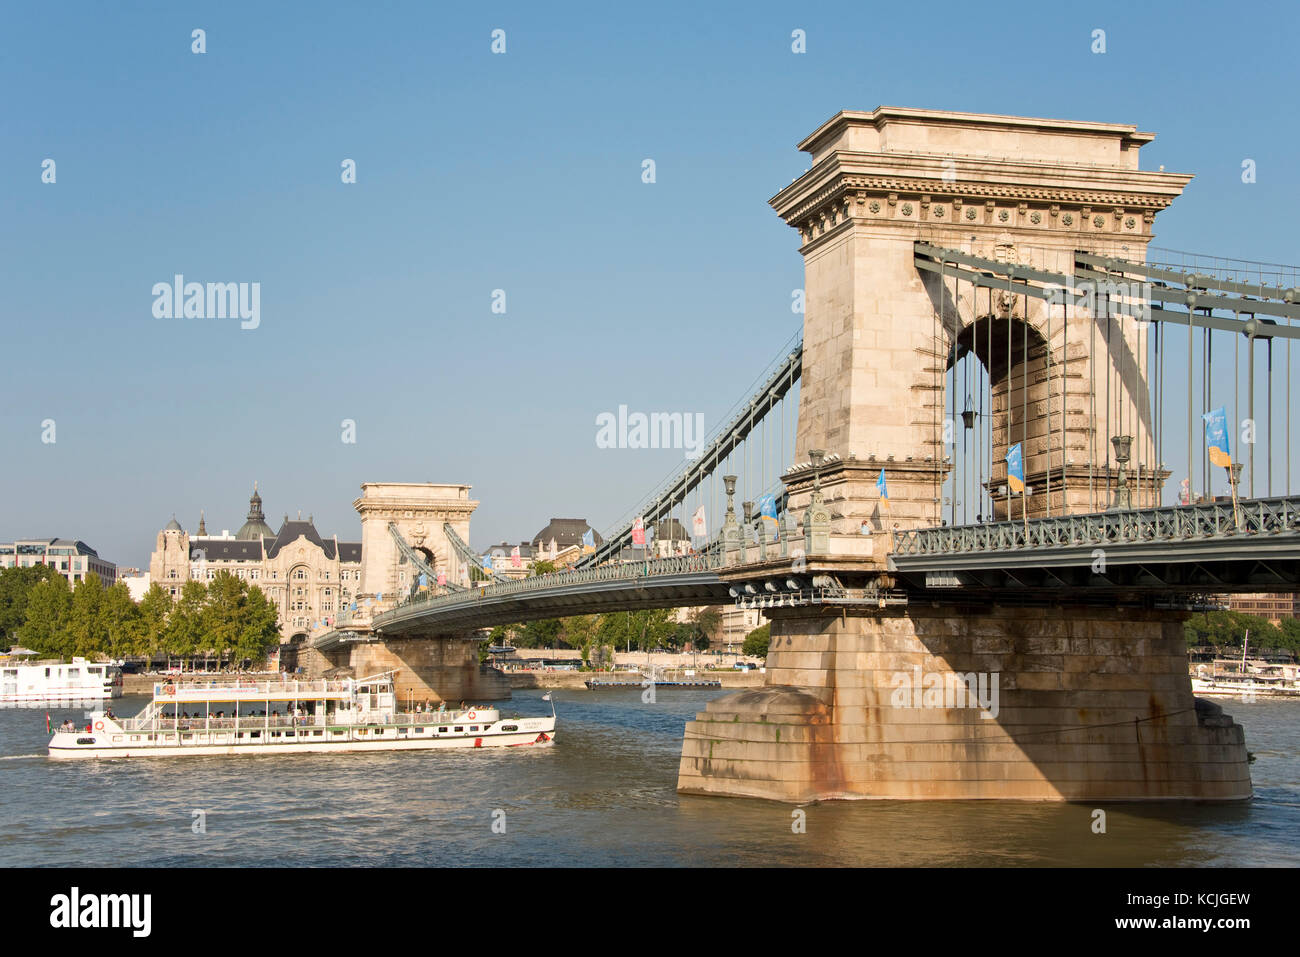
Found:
[137,584,173,658]
[231,584,281,665]
[742,622,770,659]
[163,580,208,662]
[0,564,63,644]
[560,615,600,661]
[65,573,108,658]
[1184,610,1282,649]
[531,560,558,576]
[1280,618,1300,651]
[101,581,144,658]
[597,609,676,653]
[519,617,562,648]
[19,574,73,656]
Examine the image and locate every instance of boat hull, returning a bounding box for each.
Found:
[48,720,556,759]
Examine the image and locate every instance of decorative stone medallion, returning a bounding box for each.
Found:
[966,208,976,220]
[869,200,880,213]
[901,203,913,216]
[1030,211,1042,224]
[1062,213,1074,226]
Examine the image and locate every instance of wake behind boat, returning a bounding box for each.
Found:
[47,671,555,759]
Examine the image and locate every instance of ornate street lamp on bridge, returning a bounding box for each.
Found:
[1110,435,1133,511]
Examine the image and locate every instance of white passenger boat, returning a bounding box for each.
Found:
[1189,634,1300,699]
[1,656,122,706]
[48,671,555,759]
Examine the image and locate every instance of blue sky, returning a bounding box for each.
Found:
[2,0,1297,567]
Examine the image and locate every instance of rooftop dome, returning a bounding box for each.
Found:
[236,482,275,541]
[165,514,183,532]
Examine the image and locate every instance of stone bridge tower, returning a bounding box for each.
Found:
[677,109,1250,804]
[771,107,1189,540]
[354,482,478,601]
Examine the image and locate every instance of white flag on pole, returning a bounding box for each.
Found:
[692,506,707,540]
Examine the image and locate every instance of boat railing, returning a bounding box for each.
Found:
[119,708,500,732]
[151,677,356,698]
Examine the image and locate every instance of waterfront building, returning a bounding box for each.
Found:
[148,484,362,641]
[1221,592,1300,626]
[118,569,152,602]
[0,539,117,587]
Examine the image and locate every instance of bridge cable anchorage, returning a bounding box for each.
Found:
[579,335,803,568]
[441,522,510,584]
[386,523,467,601]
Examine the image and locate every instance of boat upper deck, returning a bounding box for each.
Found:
[152,674,386,703]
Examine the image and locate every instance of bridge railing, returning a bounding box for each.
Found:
[382,550,729,617]
[892,497,1300,558]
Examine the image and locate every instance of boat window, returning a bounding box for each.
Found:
[88,667,101,675]
[77,737,96,745]
[131,736,140,742]
[469,726,478,732]
[454,726,464,732]
[414,728,423,734]
[113,735,123,742]
[502,724,518,732]
[438,727,448,733]
[312,730,322,736]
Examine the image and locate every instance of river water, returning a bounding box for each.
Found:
[1,689,1296,867]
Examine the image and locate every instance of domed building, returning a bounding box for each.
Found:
[235,483,275,541]
[148,484,363,641]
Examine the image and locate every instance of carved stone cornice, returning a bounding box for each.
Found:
[778,174,1180,230]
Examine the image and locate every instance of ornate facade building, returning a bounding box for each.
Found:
[148,484,363,640]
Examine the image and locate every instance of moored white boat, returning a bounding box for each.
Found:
[1190,634,1300,699]
[1,656,122,706]
[47,671,555,759]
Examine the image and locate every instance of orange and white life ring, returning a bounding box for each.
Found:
[467,710,477,720]
[94,720,104,731]
[164,685,176,696]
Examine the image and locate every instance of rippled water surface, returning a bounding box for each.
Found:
[1,690,1296,867]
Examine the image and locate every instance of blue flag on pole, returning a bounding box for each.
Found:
[876,469,889,509]
[482,554,493,570]
[758,493,780,539]
[1202,406,1232,468]
[581,528,595,552]
[1006,443,1025,494]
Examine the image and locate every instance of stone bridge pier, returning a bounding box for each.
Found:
[677,601,1250,802]
[311,634,511,704]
